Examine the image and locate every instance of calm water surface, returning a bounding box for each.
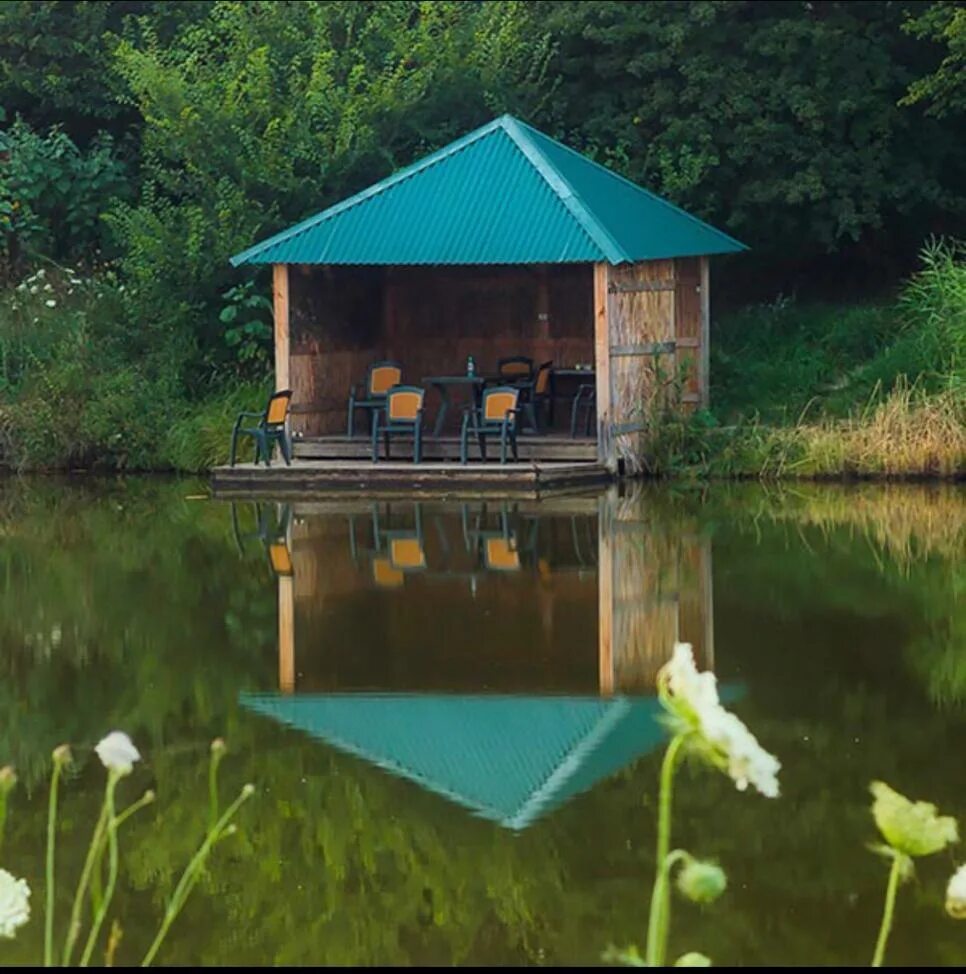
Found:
[1,477,964,965]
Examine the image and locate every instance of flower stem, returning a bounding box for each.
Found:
[79,771,121,967]
[208,746,224,832]
[44,759,65,967]
[872,853,904,967]
[63,787,110,965]
[646,733,686,967]
[141,785,253,967]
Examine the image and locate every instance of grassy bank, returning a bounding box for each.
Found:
[651,240,965,480]
[0,243,962,479]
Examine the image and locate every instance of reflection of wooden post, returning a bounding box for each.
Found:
[273,264,290,392]
[597,492,614,696]
[278,574,295,693]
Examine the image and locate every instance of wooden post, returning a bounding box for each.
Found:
[593,262,615,470]
[278,573,295,693]
[273,263,290,392]
[597,491,614,696]
[699,257,710,409]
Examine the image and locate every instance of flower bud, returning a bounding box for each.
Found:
[676,858,727,905]
[210,738,227,756]
[52,744,72,767]
[946,864,966,919]
[0,767,16,795]
[674,952,712,967]
[242,783,256,798]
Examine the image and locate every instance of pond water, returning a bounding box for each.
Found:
[1,477,965,966]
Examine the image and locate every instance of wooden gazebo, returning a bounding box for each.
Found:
[222,115,744,491]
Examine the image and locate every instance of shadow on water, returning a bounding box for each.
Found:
[0,477,964,964]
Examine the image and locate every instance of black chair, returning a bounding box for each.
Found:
[496,356,534,386]
[570,383,596,437]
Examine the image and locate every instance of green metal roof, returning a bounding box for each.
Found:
[231,115,746,267]
[240,692,667,829]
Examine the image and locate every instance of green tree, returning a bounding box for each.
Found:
[541,1,965,270]
[902,0,966,116]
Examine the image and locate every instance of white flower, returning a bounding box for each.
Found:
[0,870,30,939]
[660,643,781,798]
[95,731,141,775]
[45,299,56,308]
[947,864,966,918]
[43,283,52,292]
[29,285,38,294]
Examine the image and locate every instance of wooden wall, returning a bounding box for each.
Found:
[286,263,594,435]
[594,256,708,471]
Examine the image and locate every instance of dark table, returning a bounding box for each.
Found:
[422,374,490,438]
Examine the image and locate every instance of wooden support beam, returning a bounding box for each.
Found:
[699,257,710,409]
[593,262,615,470]
[278,573,295,693]
[273,263,290,392]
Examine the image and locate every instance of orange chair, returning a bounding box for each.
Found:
[460,386,520,463]
[229,390,292,466]
[371,386,425,463]
[347,361,403,438]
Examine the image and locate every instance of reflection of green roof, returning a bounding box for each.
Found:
[230,115,746,267]
[240,692,667,829]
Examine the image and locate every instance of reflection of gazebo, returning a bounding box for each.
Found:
[241,692,666,830]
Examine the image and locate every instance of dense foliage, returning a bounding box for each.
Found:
[0,0,962,469]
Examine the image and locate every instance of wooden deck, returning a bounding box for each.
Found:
[293,434,597,463]
[211,458,611,499]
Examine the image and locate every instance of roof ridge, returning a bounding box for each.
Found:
[230,116,509,267]
[510,117,748,253]
[499,116,627,264]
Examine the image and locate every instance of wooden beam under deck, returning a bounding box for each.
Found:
[211,459,611,500]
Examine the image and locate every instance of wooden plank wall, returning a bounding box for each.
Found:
[606,260,676,470]
[288,264,594,435]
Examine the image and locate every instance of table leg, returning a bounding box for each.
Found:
[432,383,450,438]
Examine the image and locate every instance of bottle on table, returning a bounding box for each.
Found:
[466,354,475,377]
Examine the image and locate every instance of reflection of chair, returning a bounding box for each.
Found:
[483,535,520,572]
[462,503,522,572]
[231,502,293,574]
[372,385,425,463]
[460,386,520,464]
[229,390,292,466]
[347,361,402,438]
[349,504,426,587]
[268,541,294,577]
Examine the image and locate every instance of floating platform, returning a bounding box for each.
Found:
[210,458,611,499]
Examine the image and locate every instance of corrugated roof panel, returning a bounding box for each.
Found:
[515,120,746,260]
[231,115,746,267]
